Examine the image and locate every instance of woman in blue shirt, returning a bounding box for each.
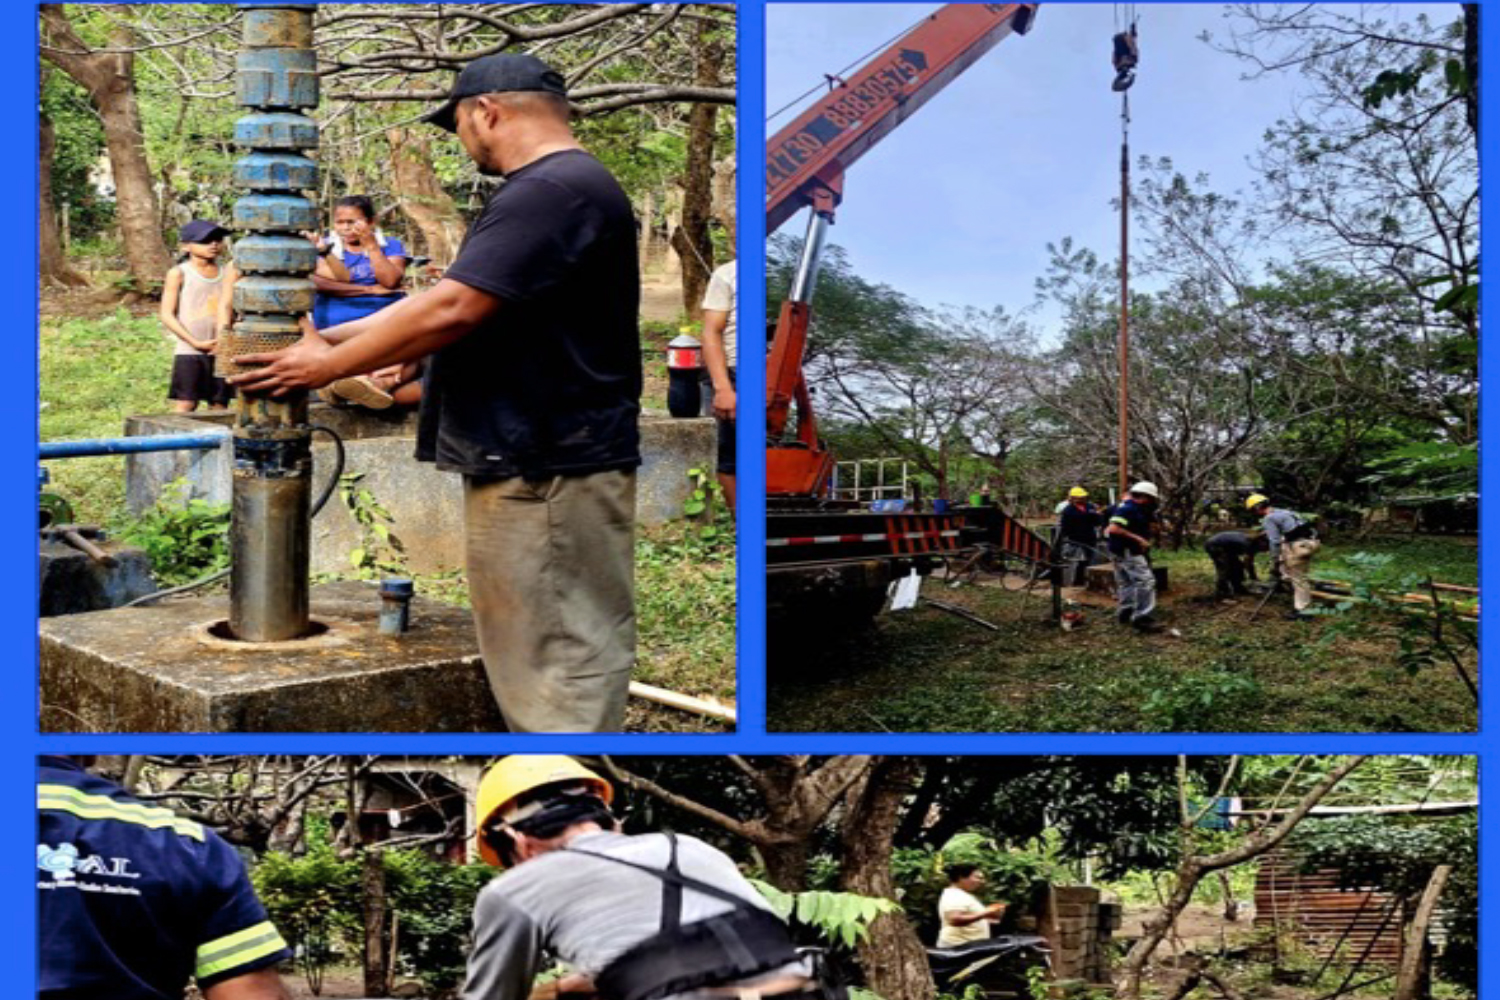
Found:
[309,195,408,328]
[306,195,420,408]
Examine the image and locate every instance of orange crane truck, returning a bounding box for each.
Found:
[766,3,1056,623]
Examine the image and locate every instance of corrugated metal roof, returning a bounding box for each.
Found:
[1253,850,1405,965]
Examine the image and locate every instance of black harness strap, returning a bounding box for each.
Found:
[563,833,763,916]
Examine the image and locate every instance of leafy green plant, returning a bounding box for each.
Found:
[117,477,230,586]
[1310,550,1477,702]
[383,848,497,994]
[748,880,899,949]
[338,472,406,577]
[252,835,360,996]
[1138,668,1263,732]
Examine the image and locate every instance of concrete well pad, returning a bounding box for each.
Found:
[40,581,502,733]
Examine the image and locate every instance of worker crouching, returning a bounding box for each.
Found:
[1247,494,1321,621]
[1105,481,1163,634]
[1203,529,1268,599]
[466,756,838,1000]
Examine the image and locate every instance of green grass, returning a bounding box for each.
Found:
[41,309,178,524]
[768,537,1476,734]
[397,522,737,733]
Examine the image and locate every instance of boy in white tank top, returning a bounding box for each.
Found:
[159,219,236,412]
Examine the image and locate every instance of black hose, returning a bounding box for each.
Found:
[308,424,346,516]
[122,424,348,608]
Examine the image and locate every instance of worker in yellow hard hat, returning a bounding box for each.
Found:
[464,756,828,1000]
[1056,487,1101,586]
[1246,494,1321,620]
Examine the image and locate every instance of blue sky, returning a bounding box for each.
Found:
[766,3,1450,337]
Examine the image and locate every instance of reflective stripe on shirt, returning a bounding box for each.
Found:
[196,920,290,981]
[38,784,205,840]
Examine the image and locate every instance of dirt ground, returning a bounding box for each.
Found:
[639,277,684,323]
[1120,901,1260,954]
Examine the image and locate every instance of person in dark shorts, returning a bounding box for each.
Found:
[160,219,235,412]
[1203,529,1268,598]
[701,259,737,514]
[229,54,643,733]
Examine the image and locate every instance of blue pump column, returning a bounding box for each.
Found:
[217,5,319,641]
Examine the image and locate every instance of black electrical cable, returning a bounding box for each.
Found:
[308,424,346,517]
[121,423,348,608]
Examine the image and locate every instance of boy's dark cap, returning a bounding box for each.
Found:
[180,219,229,244]
[424,53,567,133]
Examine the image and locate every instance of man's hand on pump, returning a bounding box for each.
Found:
[229,316,338,395]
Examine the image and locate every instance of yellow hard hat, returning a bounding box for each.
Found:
[1246,493,1270,510]
[1068,487,1089,498]
[475,755,613,866]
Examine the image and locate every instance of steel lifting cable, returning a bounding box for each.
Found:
[767,8,935,124]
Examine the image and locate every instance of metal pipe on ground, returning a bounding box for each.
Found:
[628,682,736,724]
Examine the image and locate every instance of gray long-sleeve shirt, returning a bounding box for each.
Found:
[462,831,806,1000]
[1260,509,1303,560]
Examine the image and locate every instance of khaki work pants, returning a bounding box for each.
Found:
[464,469,636,732]
[1280,537,1322,611]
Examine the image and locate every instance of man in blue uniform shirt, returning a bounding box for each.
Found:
[1105,481,1165,634]
[38,755,293,1000]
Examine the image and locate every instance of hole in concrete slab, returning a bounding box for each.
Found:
[206,619,330,642]
[195,618,355,651]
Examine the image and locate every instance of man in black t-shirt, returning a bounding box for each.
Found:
[231,54,642,732]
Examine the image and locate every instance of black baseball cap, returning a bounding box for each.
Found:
[179,219,229,244]
[423,52,568,133]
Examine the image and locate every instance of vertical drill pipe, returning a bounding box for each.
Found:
[1117,91,1130,499]
[226,5,319,641]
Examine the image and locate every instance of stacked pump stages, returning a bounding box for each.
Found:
[215,4,320,641]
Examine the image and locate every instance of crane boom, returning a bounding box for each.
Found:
[765,3,1038,499]
[766,3,1037,234]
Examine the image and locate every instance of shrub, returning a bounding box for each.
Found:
[117,478,230,587]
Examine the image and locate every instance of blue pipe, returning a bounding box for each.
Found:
[40,434,226,459]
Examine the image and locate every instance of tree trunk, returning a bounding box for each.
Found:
[1463,5,1478,138]
[758,838,812,893]
[362,851,389,998]
[40,6,171,292]
[1216,870,1239,922]
[638,187,658,272]
[39,103,89,288]
[386,127,467,267]
[1394,865,1451,1000]
[669,20,723,314]
[1116,755,1367,998]
[711,153,736,249]
[840,757,936,1000]
[601,756,874,895]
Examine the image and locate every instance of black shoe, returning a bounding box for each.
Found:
[1285,610,1311,621]
[1133,616,1165,634]
[1117,608,1133,625]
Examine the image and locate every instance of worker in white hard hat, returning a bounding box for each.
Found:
[464,756,830,1000]
[1246,494,1321,620]
[1104,481,1164,634]
[1056,487,1101,586]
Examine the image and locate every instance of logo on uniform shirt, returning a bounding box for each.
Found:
[38,842,142,895]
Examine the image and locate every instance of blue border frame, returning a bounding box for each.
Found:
[14,1,1496,996]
